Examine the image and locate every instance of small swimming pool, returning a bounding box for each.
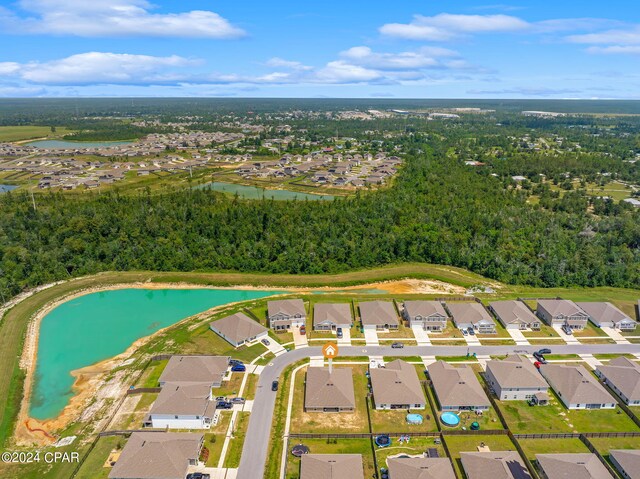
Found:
[407,413,423,424]
[441,412,460,427]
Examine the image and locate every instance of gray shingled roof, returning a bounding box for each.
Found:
[359,301,398,326]
[403,301,448,319]
[447,302,495,327]
[268,299,306,318]
[540,364,615,406]
[313,303,353,328]
[460,452,531,479]
[536,454,613,479]
[387,457,456,479]
[108,432,203,479]
[576,302,635,326]
[210,312,267,344]
[428,360,491,408]
[489,301,539,326]
[305,367,356,410]
[150,382,213,416]
[486,355,548,389]
[300,454,364,479]
[370,359,425,406]
[537,300,587,318]
[610,450,640,479]
[596,357,640,403]
[158,356,229,385]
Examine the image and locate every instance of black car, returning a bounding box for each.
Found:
[272,380,279,391]
[533,352,547,364]
[391,342,404,349]
[187,473,210,479]
[229,359,243,366]
[537,348,552,355]
[216,401,233,409]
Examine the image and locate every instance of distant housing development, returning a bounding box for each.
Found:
[428,360,491,411]
[209,312,268,347]
[540,364,616,410]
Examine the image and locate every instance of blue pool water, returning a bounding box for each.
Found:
[406,413,423,424]
[441,412,460,426]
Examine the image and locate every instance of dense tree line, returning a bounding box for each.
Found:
[2,140,639,302]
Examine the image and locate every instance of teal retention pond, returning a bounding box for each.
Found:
[30,288,278,420]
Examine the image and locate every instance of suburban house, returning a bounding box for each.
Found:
[595,357,640,406]
[485,355,549,401]
[536,454,613,479]
[536,300,589,331]
[313,303,353,331]
[460,452,532,479]
[540,364,616,410]
[209,312,268,347]
[146,382,216,429]
[403,301,448,331]
[369,359,426,410]
[109,432,204,479]
[158,356,229,388]
[359,301,399,331]
[446,302,496,334]
[427,360,491,411]
[300,454,364,479]
[576,302,637,331]
[610,450,640,479]
[304,367,356,413]
[387,457,456,479]
[267,299,306,330]
[489,301,541,331]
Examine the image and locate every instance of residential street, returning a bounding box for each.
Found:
[236,342,640,479]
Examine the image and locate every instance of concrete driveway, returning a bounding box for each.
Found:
[411,325,431,345]
[506,328,530,346]
[364,328,379,345]
[553,325,580,344]
[337,328,352,345]
[263,338,286,356]
[291,326,308,348]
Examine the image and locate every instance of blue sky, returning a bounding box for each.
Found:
[0,0,639,98]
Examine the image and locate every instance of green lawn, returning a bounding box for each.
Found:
[369,399,439,433]
[224,412,251,468]
[0,125,71,142]
[518,438,589,462]
[75,436,123,479]
[285,438,375,479]
[137,359,168,388]
[375,437,446,468]
[215,373,245,398]
[496,398,575,433]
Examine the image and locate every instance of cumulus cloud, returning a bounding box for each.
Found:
[380,13,529,40]
[0,52,199,85]
[339,46,460,70]
[264,58,313,70]
[586,45,640,55]
[0,0,245,38]
[568,26,640,45]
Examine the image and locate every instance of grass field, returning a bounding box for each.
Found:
[74,436,123,479]
[518,438,589,461]
[0,126,71,142]
[285,438,376,479]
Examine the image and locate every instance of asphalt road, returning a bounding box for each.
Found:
[236,343,640,479]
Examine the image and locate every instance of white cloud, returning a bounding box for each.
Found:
[0,0,245,38]
[568,26,640,45]
[264,58,313,70]
[586,45,640,55]
[339,46,460,70]
[380,13,529,40]
[0,52,199,84]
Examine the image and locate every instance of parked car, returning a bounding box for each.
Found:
[215,396,226,401]
[468,327,475,336]
[337,327,343,338]
[187,473,210,479]
[231,364,246,372]
[534,361,542,370]
[229,359,243,366]
[533,353,547,364]
[216,401,233,409]
[261,338,271,346]
[299,325,306,335]
[462,329,468,336]
[380,468,389,479]
[391,342,404,349]
[232,397,246,404]
[537,348,552,355]
[562,324,573,335]
[271,380,279,391]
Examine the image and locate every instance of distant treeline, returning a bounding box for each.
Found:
[1,142,639,301]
